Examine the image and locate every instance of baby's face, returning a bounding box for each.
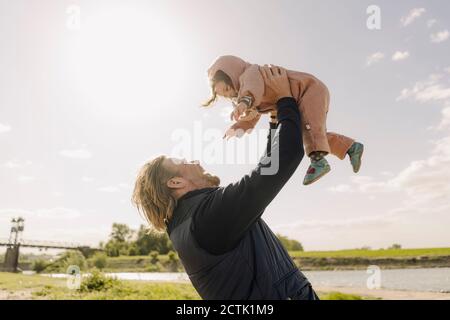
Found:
[214,81,237,99]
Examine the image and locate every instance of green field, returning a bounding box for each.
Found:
[0,272,372,300]
[102,247,450,261]
[288,247,450,258]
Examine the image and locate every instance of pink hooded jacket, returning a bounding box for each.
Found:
[207,55,355,158]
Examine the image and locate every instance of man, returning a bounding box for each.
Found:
[132,65,319,300]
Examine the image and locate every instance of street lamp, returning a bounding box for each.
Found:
[17,217,25,232]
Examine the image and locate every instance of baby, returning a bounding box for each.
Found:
[203,55,364,185]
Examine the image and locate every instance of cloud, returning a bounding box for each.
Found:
[437,106,450,130]
[2,160,32,169]
[427,19,437,28]
[0,123,11,133]
[329,184,353,193]
[397,73,450,103]
[98,186,120,193]
[0,207,82,220]
[430,30,449,43]
[401,8,426,27]
[17,175,35,183]
[59,148,92,159]
[98,183,130,193]
[366,52,385,67]
[392,51,410,61]
[81,176,94,183]
[273,213,397,233]
[390,136,450,202]
[331,71,450,218]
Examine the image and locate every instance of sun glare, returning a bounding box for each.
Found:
[66,6,188,117]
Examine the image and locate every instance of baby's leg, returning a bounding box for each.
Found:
[298,84,332,185]
[327,132,355,160]
[298,89,331,157]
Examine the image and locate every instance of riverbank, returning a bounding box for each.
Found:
[314,286,450,300]
[0,272,367,300]
[93,248,450,272]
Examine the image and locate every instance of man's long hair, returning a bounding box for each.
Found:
[132,156,177,232]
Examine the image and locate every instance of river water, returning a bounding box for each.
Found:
[42,267,450,293]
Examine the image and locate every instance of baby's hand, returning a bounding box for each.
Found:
[230,102,248,121]
[239,108,259,121]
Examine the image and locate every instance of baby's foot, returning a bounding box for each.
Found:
[347,142,364,173]
[303,158,331,186]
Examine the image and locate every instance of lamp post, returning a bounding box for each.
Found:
[4,217,24,272]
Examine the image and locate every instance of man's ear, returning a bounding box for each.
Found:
[167,176,187,190]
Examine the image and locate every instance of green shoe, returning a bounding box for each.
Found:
[303,158,331,186]
[348,142,364,173]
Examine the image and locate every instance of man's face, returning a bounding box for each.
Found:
[163,157,220,189]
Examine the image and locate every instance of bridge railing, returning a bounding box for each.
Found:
[0,238,101,250]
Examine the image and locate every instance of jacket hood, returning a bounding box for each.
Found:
[207,55,251,91]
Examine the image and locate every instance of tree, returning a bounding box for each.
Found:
[103,223,135,257]
[135,225,173,255]
[102,223,175,257]
[389,244,402,250]
[276,234,304,252]
[45,251,87,273]
[110,223,134,242]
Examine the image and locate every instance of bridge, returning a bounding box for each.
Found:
[1,217,103,272]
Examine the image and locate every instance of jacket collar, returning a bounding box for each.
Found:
[176,187,219,204]
[166,187,219,233]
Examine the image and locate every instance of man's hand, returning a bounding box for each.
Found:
[261,65,293,102]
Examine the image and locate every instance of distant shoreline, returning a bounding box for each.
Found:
[5,247,450,273]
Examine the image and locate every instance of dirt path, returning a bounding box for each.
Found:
[315,286,450,300]
[0,289,34,300]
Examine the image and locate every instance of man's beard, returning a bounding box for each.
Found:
[202,172,220,187]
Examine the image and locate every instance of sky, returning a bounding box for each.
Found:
[1,0,449,251]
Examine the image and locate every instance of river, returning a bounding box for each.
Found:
[42,267,450,293]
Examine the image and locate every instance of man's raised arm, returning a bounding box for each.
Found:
[193,66,305,255]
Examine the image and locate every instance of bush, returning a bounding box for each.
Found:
[44,251,87,273]
[79,269,122,292]
[149,251,159,264]
[168,251,178,262]
[92,252,107,270]
[167,251,180,272]
[146,263,163,272]
[32,259,49,273]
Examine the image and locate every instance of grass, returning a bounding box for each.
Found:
[319,291,374,300]
[0,272,369,300]
[0,272,65,291]
[102,247,450,262]
[288,247,450,258]
[34,281,202,300]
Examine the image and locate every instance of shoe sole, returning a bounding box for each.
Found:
[352,144,364,173]
[303,166,331,186]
